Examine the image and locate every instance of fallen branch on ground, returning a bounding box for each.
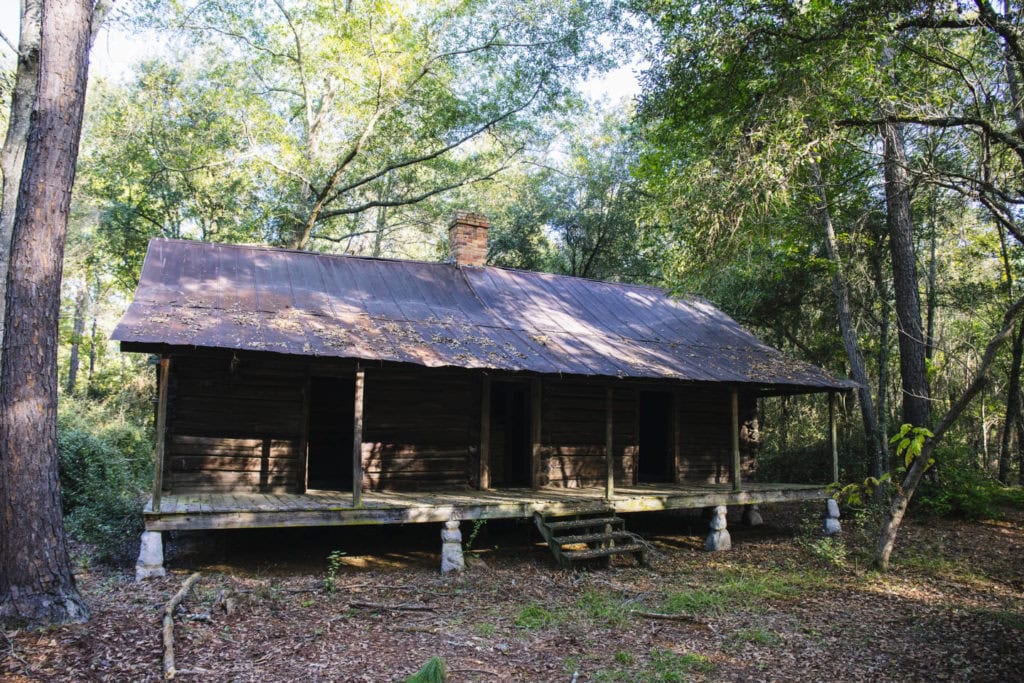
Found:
[349,601,433,612]
[632,610,707,624]
[163,572,201,680]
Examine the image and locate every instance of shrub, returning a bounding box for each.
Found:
[915,445,1003,520]
[58,396,152,563]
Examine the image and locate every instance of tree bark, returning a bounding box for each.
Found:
[882,119,931,430]
[810,159,885,477]
[0,0,43,378]
[67,283,86,394]
[0,0,94,627]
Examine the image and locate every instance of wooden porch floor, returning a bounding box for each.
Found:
[144,482,829,531]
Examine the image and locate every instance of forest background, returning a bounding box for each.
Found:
[2,0,1023,567]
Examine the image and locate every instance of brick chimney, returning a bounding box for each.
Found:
[448,211,489,267]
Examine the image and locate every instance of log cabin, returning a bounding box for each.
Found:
[114,213,855,577]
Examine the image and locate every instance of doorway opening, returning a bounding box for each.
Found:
[489,382,532,487]
[306,376,354,491]
[638,391,674,483]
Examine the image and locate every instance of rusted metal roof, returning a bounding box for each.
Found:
[112,239,856,391]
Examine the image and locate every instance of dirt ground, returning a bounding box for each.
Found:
[2,503,1023,682]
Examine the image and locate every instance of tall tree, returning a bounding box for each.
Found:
[0,0,94,626]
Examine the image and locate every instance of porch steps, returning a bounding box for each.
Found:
[533,511,648,569]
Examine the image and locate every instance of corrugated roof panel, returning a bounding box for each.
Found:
[111,239,856,390]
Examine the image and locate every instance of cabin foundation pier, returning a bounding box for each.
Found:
[704,505,732,551]
[441,520,465,574]
[135,531,166,581]
[742,504,763,526]
[822,499,841,536]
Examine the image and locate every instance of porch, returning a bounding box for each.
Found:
[142,481,830,532]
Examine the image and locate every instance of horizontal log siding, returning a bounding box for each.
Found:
[362,370,477,491]
[677,389,758,484]
[541,380,636,488]
[165,355,307,493]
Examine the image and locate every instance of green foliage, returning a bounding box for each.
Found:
[404,656,447,683]
[514,603,554,629]
[324,550,347,593]
[57,396,152,562]
[799,536,848,568]
[464,519,487,552]
[890,423,935,470]
[915,446,1005,520]
[831,473,893,508]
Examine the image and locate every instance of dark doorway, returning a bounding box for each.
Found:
[489,382,532,487]
[306,376,355,491]
[638,391,674,483]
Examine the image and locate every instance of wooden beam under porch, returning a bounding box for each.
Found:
[143,482,829,532]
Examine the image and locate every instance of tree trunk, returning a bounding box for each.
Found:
[881,120,930,429]
[0,0,94,627]
[0,0,43,378]
[810,159,885,477]
[67,283,86,394]
[924,209,938,364]
[872,245,892,474]
[876,295,1024,570]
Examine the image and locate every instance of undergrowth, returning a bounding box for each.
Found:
[58,394,152,563]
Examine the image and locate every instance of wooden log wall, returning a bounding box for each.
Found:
[676,388,758,484]
[162,349,759,495]
[541,379,637,488]
[361,369,477,491]
[164,354,308,493]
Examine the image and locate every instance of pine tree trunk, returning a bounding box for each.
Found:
[882,120,930,430]
[0,0,43,377]
[0,0,94,627]
[810,159,885,477]
[67,284,86,394]
[999,325,1024,484]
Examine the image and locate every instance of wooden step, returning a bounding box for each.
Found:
[545,516,623,532]
[563,543,647,561]
[552,531,635,546]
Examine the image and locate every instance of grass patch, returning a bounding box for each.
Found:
[514,603,554,629]
[725,627,784,650]
[405,657,446,683]
[661,569,826,616]
[976,608,1024,630]
[576,589,630,627]
[471,621,496,637]
[593,648,714,682]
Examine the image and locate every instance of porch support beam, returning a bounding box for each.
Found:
[152,356,170,513]
[605,384,614,500]
[673,388,682,483]
[531,378,542,488]
[353,366,365,507]
[829,391,839,483]
[479,374,491,490]
[730,389,741,492]
[298,374,311,493]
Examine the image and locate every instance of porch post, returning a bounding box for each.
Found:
[673,388,682,483]
[353,366,365,507]
[531,378,542,488]
[480,374,491,490]
[605,384,614,500]
[829,391,838,482]
[730,389,741,492]
[152,356,170,513]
